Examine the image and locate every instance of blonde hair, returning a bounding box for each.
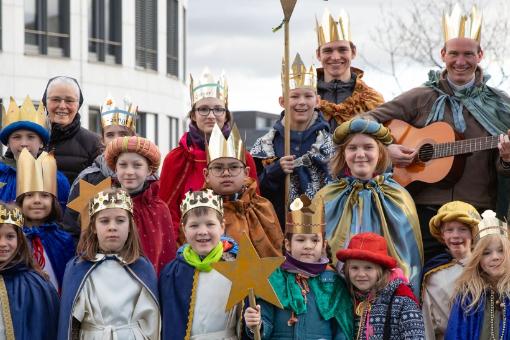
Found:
[343,260,391,295]
[453,234,510,311]
[329,133,390,179]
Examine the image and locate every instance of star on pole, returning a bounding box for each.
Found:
[67,177,112,228]
[212,232,285,311]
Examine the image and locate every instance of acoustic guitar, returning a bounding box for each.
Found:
[386,119,499,187]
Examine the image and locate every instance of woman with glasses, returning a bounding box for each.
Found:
[159,69,258,243]
[42,76,102,185]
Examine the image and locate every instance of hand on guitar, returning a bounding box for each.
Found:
[279,155,295,174]
[388,144,417,168]
[498,131,510,162]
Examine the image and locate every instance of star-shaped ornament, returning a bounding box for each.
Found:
[212,232,285,311]
[67,177,112,228]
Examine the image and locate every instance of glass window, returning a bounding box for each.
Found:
[135,0,158,71]
[166,0,178,76]
[88,106,102,134]
[88,0,122,64]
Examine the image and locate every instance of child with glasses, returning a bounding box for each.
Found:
[159,68,258,243]
[251,54,334,229]
[203,123,283,258]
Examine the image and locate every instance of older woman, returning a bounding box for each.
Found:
[42,76,102,184]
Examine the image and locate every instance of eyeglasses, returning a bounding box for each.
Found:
[208,164,245,177]
[195,107,227,117]
[48,96,78,105]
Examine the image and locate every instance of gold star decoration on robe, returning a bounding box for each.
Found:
[212,232,285,311]
[67,177,112,228]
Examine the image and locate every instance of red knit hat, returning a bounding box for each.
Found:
[336,232,397,269]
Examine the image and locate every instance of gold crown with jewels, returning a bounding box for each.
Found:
[475,210,508,243]
[180,189,223,218]
[316,8,351,47]
[0,204,24,228]
[190,67,228,106]
[89,189,133,217]
[100,95,137,132]
[283,53,316,91]
[286,196,325,234]
[442,4,482,43]
[207,123,246,164]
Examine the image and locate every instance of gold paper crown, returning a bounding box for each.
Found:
[89,189,133,217]
[475,210,508,243]
[1,96,48,133]
[286,196,325,234]
[316,8,351,47]
[100,95,137,132]
[190,68,228,106]
[442,4,482,43]
[180,189,223,218]
[16,148,57,198]
[0,204,24,228]
[283,53,316,91]
[207,123,246,164]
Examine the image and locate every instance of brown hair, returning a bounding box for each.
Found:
[181,206,223,227]
[283,232,331,262]
[76,189,142,264]
[343,260,391,294]
[329,133,391,179]
[16,193,62,223]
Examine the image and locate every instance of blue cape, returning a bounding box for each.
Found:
[446,294,510,340]
[23,222,75,289]
[1,263,60,340]
[57,255,158,340]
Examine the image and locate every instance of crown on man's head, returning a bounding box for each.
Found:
[89,189,133,217]
[286,196,325,234]
[100,95,137,133]
[442,4,482,43]
[190,68,228,106]
[316,8,351,47]
[283,53,316,92]
[0,204,24,228]
[180,189,223,218]
[207,123,246,164]
[475,210,508,243]
[16,149,57,198]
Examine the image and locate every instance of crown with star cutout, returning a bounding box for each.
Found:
[180,189,223,218]
[88,189,133,217]
[0,204,24,228]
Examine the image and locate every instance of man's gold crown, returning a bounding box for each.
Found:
[442,4,482,43]
[316,8,351,47]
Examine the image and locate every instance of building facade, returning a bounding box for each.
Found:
[0,0,188,155]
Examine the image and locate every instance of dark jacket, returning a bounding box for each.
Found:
[47,114,102,185]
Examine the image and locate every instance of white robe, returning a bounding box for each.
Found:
[73,259,160,340]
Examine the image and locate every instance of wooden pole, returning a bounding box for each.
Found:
[248,288,261,340]
[280,0,297,216]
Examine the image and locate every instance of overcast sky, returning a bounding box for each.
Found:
[186,0,510,114]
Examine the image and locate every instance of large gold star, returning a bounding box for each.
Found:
[213,232,285,311]
[67,177,112,228]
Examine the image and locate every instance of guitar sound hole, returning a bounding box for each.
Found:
[418,144,434,162]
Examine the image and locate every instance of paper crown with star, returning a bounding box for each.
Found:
[475,210,508,243]
[180,189,223,218]
[16,148,57,198]
[442,4,482,43]
[0,96,49,145]
[100,95,137,133]
[190,67,228,106]
[0,203,24,228]
[283,53,316,91]
[286,196,325,234]
[206,123,246,164]
[88,189,133,217]
[315,8,351,47]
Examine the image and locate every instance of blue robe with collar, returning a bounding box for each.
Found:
[1,263,60,340]
[57,255,158,340]
[23,222,75,289]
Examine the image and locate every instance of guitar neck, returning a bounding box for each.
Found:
[432,135,499,158]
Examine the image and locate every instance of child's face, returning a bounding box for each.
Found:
[480,238,505,281]
[347,259,381,293]
[441,221,472,260]
[116,152,151,193]
[95,208,130,253]
[344,133,379,180]
[279,88,319,125]
[183,209,224,257]
[205,158,249,196]
[285,233,324,263]
[7,129,43,160]
[21,192,53,225]
[0,224,18,263]
[103,125,133,146]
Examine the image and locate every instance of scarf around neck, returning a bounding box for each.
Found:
[280,252,329,277]
[182,242,223,272]
[188,122,231,150]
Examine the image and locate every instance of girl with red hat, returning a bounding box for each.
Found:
[337,232,425,340]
